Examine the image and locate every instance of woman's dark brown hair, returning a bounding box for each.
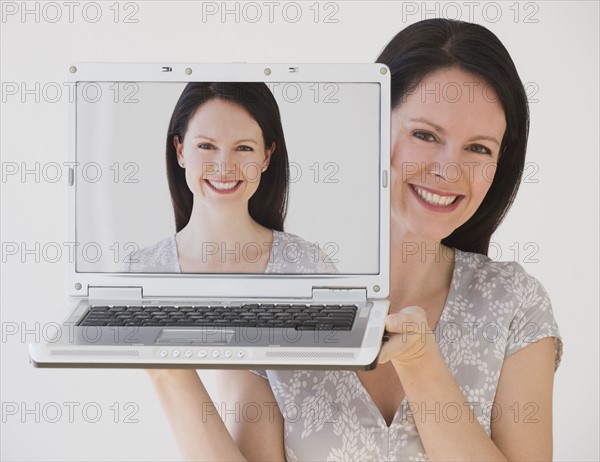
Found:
[165,82,289,232]
[377,18,530,255]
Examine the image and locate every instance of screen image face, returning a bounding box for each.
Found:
[75,81,381,274]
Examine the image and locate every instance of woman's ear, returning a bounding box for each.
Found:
[262,142,275,172]
[174,135,184,167]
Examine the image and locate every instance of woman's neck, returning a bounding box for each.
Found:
[389,224,456,312]
[177,201,272,258]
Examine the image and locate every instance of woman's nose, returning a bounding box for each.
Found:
[422,143,462,181]
[213,149,239,177]
[439,142,463,164]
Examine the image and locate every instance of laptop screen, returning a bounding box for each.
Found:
[75,81,381,275]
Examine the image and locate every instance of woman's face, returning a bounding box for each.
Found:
[390,67,506,241]
[174,98,274,208]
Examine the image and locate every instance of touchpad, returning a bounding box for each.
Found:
[156,329,235,345]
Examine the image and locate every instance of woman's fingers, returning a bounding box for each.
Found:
[378,305,433,364]
[384,305,428,332]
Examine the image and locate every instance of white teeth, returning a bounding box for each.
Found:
[413,186,458,206]
[206,180,239,191]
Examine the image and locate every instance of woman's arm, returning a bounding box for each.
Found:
[147,369,285,462]
[379,307,557,461]
[212,370,286,461]
[490,336,556,460]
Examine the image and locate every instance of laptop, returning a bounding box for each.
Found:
[28,62,391,370]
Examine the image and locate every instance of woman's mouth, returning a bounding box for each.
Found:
[204,179,242,194]
[409,184,464,211]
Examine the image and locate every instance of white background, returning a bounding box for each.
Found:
[1,1,598,461]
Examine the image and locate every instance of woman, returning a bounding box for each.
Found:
[149,19,562,461]
[122,81,336,274]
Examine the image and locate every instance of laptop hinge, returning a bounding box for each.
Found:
[312,287,368,303]
[88,286,143,303]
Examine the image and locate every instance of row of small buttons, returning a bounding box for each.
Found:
[158,349,246,359]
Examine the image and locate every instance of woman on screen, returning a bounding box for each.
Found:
[121,82,336,274]
[148,19,562,461]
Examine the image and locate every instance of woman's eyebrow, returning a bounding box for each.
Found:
[193,135,216,141]
[409,117,445,133]
[192,135,258,144]
[408,117,500,146]
[466,135,500,146]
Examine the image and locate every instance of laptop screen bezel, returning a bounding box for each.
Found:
[65,63,390,300]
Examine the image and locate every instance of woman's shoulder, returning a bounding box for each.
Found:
[453,248,537,294]
[119,235,179,272]
[274,230,316,248]
[451,248,554,309]
[269,230,338,273]
[451,248,562,370]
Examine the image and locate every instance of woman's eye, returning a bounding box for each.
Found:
[197,143,215,150]
[468,144,492,155]
[237,145,253,152]
[413,131,437,142]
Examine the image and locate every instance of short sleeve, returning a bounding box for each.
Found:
[505,268,563,371]
[248,369,268,379]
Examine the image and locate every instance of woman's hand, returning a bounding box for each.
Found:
[377,305,438,365]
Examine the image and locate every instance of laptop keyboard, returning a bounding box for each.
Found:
[78,304,358,331]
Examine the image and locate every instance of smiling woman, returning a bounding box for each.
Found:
[228,19,562,462]
[120,82,336,274]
